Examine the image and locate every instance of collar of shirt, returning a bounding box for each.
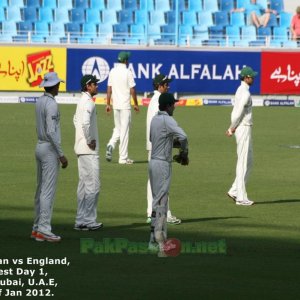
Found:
[116,63,127,69]
[81,91,94,100]
[158,111,168,116]
[44,92,55,100]
[241,81,250,90]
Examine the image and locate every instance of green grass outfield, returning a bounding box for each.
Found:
[0,104,300,299]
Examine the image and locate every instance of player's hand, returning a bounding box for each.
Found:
[59,156,68,169]
[106,105,111,113]
[133,105,139,113]
[226,128,235,137]
[88,140,96,150]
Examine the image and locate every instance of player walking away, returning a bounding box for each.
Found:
[226,66,258,206]
[146,74,181,225]
[105,51,139,164]
[73,75,103,231]
[148,93,189,257]
[32,72,68,242]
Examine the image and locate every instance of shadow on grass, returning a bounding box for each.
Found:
[255,199,300,205]
[182,216,246,223]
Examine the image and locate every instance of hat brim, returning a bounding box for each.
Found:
[39,78,64,87]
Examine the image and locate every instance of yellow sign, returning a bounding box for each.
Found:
[0,47,66,91]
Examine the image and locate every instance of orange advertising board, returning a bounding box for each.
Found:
[0,47,66,91]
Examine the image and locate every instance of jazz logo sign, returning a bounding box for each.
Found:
[27,50,54,87]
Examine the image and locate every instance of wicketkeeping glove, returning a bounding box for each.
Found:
[173,150,189,166]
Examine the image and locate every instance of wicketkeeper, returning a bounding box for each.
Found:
[148,93,189,257]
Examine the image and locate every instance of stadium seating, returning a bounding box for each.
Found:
[139,0,154,11]
[23,6,38,22]
[124,0,138,10]
[270,0,284,12]
[220,0,234,12]
[70,8,85,23]
[9,0,24,7]
[203,0,219,12]
[279,11,292,28]
[119,10,134,24]
[75,0,89,9]
[90,0,105,10]
[0,0,297,47]
[57,0,73,9]
[182,11,198,26]
[188,0,202,12]
[154,0,170,12]
[86,8,100,24]
[27,0,40,6]
[230,12,246,27]
[6,6,22,22]
[39,7,54,22]
[42,0,56,9]
[214,11,230,26]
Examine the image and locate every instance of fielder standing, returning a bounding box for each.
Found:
[32,72,68,242]
[73,75,102,231]
[105,51,139,164]
[149,93,189,257]
[226,66,257,206]
[146,74,181,225]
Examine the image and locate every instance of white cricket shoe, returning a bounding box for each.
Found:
[167,215,181,225]
[119,158,134,165]
[236,199,254,206]
[227,192,237,202]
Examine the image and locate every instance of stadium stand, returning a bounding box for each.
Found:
[0,0,298,47]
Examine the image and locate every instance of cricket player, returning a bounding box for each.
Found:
[105,51,139,164]
[32,72,68,242]
[146,74,181,225]
[73,75,102,231]
[226,66,258,206]
[149,93,189,257]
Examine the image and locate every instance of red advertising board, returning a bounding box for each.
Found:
[261,52,300,95]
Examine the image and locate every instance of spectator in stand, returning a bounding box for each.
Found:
[232,0,277,28]
[291,6,300,41]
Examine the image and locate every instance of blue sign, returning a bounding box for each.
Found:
[263,99,295,107]
[67,49,261,94]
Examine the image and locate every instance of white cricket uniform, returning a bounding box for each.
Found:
[74,92,100,227]
[149,111,188,243]
[33,92,64,235]
[228,81,253,202]
[107,63,136,163]
[146,90,172,218]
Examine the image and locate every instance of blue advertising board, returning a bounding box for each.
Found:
[67,49,261,94]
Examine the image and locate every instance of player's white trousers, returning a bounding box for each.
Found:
[228,125,253,201]
[108,109,131,162]
[75,155,100,226]
[149,160,172,242]
[34,142,59,234]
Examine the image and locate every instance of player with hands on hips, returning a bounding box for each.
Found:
[73,75,103,231]
[146,74,181,225]
[226,66,257,206]
[32,72,68,243]
[148,93,188,257]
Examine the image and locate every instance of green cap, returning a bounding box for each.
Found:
[118,51,131,62]
[153,74,172,86]
[80,75,99,89]
[240,66,258,78]
[159,93,178,107]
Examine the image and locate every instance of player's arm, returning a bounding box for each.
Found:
[82,101,96,150]
[226,92,249,136]
[130,87,139,112]
[106,85,112,113]
[45,102,68,168]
